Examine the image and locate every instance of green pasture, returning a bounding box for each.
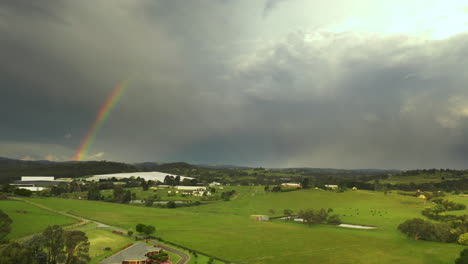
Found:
[0,199,76,239]
[26,189,467,264]
[84,229,134,264]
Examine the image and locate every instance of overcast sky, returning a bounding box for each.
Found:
[1,0,468,169]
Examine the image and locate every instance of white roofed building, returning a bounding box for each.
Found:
[86,171,193,182]
[11,176,67,191]
[21,176,55,181]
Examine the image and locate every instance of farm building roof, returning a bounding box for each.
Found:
[100,243,161,264]
[12,180,65,187]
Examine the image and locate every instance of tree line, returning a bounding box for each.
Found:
[0,210,90,264]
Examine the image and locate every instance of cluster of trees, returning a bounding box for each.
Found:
[296,208,341,226]
[421,197,467,222]
[0,211,90,264]
[163,175,197,186]
[398,218,466,243]
[399,195,468,245]
[220,190,236,201]
[431,198,466,211]
[135,224,156,238]
[111,185,134,203]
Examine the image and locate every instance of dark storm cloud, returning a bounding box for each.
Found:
[1,0,468,168]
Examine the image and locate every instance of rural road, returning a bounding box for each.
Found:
[14,198,190,264]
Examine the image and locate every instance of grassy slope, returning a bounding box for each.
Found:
[26,188,465,264]
[0,199,76,239]
[84,229,134,264]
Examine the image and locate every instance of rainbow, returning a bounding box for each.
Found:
[72,81,128,161]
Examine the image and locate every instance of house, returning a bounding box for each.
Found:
[209,182,221,187]
[100,243,167,264]
[352,187,358,191]
[281,183,301,188]
[325,184,338,189]
[10,176,67,191]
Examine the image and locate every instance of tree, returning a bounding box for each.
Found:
[122,190,132,203]
[167,201,176,208]
[327,214,341,225]
[271,186,281,192]
[141,180,149,191]
[456,248,468,264]
[269,209,276,215]
[145,199,154,207]
[112,185,125,202]
[264,185,270,192]
[87,183,101,201]
[397,218,432,241]
[136,224,145,233]
[2,184,14,193]
[314,208,328,223]
[43,225,65,264]
[459,233,468,245]
[142,225,155,238]
[14,188,32,197]
[23,234,48,264]
[0,241,34,264]
[127,231,133,236]
[283,209,293,220]
[298,209,314,225]
[0,210,12,241]
[301,178,310,189]
[63,230,90,264]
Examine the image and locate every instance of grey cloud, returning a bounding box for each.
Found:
[263,0,291,17]
[1,1,468,168]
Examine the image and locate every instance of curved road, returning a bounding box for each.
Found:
[14,198,190,264]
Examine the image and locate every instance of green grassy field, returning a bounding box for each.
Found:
[26,188,466,264]
[84,229,134,264]
[0,199,77,239]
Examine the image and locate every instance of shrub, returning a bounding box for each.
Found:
[14,188,32,197]
[459,233,468,245]
[167,201,176,208]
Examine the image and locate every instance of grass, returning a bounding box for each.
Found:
[84,229,134,264]
[0,199,77,239]
[26,188,467,264]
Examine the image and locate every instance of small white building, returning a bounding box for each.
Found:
[17,186,46,192]
[209,182,221,187]
[176,186,206,191]
[325,184,339,189]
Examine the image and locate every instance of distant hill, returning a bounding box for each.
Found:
[0,157,139,184]
[134,161,251,170]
